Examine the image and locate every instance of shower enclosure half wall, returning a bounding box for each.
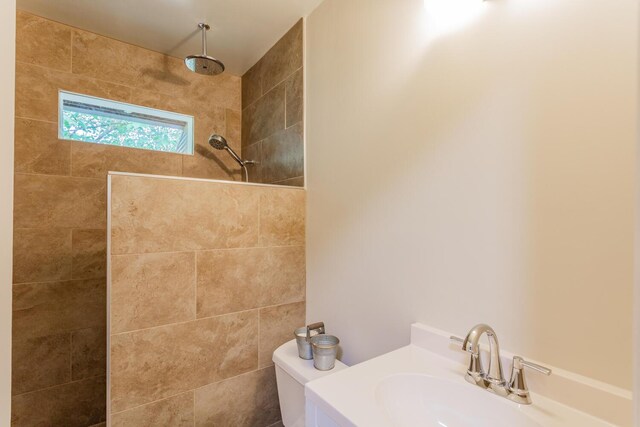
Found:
[107,172,306,425]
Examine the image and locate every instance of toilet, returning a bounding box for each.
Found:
[273,339,348,426]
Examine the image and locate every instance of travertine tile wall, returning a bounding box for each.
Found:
[242,20,304,187]
[12,11,242,426]
[108,174,306,426]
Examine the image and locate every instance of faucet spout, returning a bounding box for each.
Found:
[462,324,506,391]
[455,324,551,405]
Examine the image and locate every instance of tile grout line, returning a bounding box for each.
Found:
[242,116,285,150]
[111,365,268,418]
[241,65,301,115]
[110,243,306,258]
[193,251,198,321]
[12,244,307,284]
[244,118,301,157]
[258,189,263,248]
[14,171,106,181]
[11,326,105,344]
[249,65,303,112]
[12,274,107,287]
[13,226,106,231]
[190,365,270,395]
[283,71,288,131]
[68,320,73,381]
[14,114,57,124]
[285,117,303,130]
[69,27,73,74]
[243,138,265,156]
[68,228,75,284]
[13,243,304,286]
[272,176,304,186]
[11,373,106,398]
[110,299,306,338]
[110,249,200,259]
[109,389,193,417]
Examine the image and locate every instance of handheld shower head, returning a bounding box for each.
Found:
[208,134,228,150]
[208,134,245,167]
[208,134,255,182]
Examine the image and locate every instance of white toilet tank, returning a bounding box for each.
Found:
[273,339,348,427]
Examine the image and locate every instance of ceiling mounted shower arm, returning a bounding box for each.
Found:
[199,23,210,56]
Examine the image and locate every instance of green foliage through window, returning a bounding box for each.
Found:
[59,91,194,155]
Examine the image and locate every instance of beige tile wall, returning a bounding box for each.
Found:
[108,174,306,426]
[242,20,304,187]
[13,10,243,426]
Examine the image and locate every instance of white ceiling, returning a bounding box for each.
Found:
[16,0,324,76]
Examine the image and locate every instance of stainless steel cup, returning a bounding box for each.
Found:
[311,334,340,371]
[294,322,325,360]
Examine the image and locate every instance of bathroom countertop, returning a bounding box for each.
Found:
[306,339,616,427]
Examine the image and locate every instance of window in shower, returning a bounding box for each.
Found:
[58,91,194,155]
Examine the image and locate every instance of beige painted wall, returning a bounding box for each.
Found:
[1,1,16,424]
[306,0,636,391]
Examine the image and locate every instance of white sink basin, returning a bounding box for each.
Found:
[375,374,540,427]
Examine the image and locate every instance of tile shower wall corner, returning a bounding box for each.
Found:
[108,174,306,426]
[242,19,304,186]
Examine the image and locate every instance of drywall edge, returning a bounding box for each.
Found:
[0,0,16,423]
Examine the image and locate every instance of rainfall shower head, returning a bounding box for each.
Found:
[185,23,225,76]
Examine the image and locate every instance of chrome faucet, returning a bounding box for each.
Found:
[462,324,507,394]
[451,324,551,405]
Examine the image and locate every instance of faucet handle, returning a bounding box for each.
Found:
[516,357,551,376]
[450,335,464,344]
[508,356,551,405]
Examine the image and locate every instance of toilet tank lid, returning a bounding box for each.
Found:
[273,339,348,385]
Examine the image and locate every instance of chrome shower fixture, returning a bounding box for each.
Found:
[185,23,225,76]
[208,134,255,182]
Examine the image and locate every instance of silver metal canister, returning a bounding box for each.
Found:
[294,322,325,360]
[311,334,340,371]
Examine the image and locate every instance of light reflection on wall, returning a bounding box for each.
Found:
[423,0,488,39]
